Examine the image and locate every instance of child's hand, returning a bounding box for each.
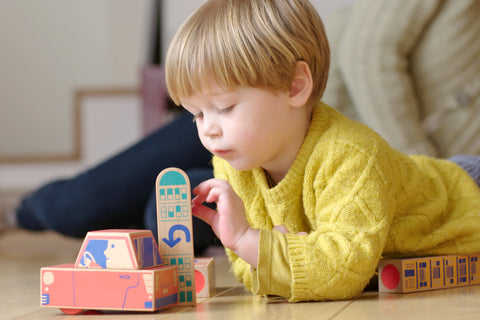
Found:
[192,179,258,264]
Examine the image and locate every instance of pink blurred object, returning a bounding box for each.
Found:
[141,65,170,136]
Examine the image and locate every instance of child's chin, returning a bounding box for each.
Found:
[226,160,256,172]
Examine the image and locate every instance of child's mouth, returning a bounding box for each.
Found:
[213,149,231,156]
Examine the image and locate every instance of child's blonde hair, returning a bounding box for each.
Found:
[165,0,330,108]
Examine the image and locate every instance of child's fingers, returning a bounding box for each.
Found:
[192,187,220,205]
[193,178,220,193]
[192,194,207,205]
[193,179,230,204]
[205,187,223,204]
[193,179,220,199]
[191,203,217,226]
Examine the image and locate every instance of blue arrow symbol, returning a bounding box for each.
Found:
[162,224,191,248]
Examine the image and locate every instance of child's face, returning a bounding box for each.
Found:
[180,85,300,172]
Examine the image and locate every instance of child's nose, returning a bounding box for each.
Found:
[202,116,222,138]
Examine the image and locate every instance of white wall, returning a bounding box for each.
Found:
[0,94,142,190]
[0,0,151,158]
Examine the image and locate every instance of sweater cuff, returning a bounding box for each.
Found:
[252,229,292,299]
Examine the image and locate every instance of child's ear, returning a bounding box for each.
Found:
[289,61,313,107]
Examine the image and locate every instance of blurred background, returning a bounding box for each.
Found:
[0,0,355,191]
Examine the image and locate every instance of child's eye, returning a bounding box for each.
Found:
[218,105,235,114]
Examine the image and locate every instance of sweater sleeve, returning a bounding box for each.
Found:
[298,145,398,301]
[336,0,441,156]
[251,229,292,299]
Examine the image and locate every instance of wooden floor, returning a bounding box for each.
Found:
[2,229,480,319]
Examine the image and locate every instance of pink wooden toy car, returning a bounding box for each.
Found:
[40,229,178,315]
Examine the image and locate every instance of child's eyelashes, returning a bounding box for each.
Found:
[190,105,235,122]
[218,105,235,114]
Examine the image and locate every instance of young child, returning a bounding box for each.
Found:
[165,0,480,302]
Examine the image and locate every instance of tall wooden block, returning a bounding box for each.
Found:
[156,168,196,306]
[194,258,215,298]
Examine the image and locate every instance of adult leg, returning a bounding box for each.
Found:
[16,112,212,238]
[449,155,480,187]
[144,168,219,254]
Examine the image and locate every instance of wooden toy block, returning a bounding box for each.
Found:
[156,168,196,306]
[457,255,469,286]
[378,253,480,293]
[194,258,215,298]
[469,253,480,285]
[443,255,458,288]
[40,229,178,315]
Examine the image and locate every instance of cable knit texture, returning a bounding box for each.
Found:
[213,102,480,301]
[323,0,480,157]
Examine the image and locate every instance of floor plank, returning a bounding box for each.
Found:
[336,286,480,320]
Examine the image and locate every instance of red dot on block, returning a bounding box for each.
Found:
[195,270,205,293]
[381,264,400,289]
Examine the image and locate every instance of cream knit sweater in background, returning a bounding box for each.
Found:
[323,0,480,158]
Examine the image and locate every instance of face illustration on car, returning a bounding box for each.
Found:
[78,238,134,269]
[104,239,130,269]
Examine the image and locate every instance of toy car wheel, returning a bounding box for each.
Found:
[60,308,85,315]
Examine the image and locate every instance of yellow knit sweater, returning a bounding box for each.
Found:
[213,102,480,302]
